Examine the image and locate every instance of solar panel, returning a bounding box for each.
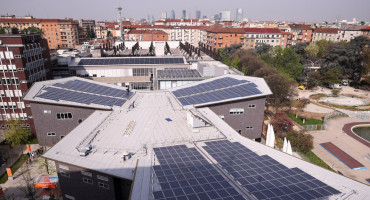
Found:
[203,140,341,200]
[152,145,246,200]
[172,77,260,106]
[78,57,185,66]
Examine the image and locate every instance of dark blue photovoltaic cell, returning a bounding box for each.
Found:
[152,145,246,200]
[36,80,133,107]
[203,140,341,200]
[78,57,184,66]
[172,77,262,106]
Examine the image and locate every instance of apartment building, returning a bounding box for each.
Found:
[0,17,79,50]
[338,25,367,42]
[312,28,339,42]
[77,19,95,44]
[0,34,51,136]
[244,28,282,49]
[154,19,209,26]
[126,30,168,41]
[205,27,245,49]
[361,26,370,38]
[288,24,313,45]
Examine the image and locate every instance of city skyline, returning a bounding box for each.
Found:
[1,0,370,22]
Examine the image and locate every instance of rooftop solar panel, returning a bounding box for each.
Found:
[77,57,185,66]
[203,140,341,200]
[152,145,246,200]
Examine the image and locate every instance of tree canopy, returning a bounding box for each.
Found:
[4,119,31,147]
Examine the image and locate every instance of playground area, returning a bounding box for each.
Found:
[319,96,368,106]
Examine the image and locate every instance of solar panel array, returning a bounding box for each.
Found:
[152,145,246,200]
[77,57,184,66]
[172,77,262,106]
[203,140,341,200]
[157,69,202,79]
[36,80,133,107]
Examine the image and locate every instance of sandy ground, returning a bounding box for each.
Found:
[304,103,334,113]
[308,117,370,185]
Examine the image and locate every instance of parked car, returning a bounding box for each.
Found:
[342,80,349,86]
[329,84,342,89]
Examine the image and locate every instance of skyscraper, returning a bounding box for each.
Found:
[170,10,175,19]
[196,10,201,20]
[236,8,243,22]
[182,10,186,19]
[221,10,231,21]
[161,12,167,19]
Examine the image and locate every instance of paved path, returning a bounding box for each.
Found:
[304,103,334,114]
[309,117,370,185]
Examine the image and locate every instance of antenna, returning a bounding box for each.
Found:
[117,7,123,40]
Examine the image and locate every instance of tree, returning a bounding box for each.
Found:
[11,27,19,34]
[322,67,342,86]
[271,112,294,138]
[305,43,319,58]
[18,164,36,200]
[307,71,322,89]
[286,130,313,153]
[316,39,332,57]
[255,43,271,55]
[231,56,240,69]
[107,31,113,38]
[0,27,6,34]
[291,42,309,57]
[20,26,44,36]
[4,119,31,149]
[295,98,310,118]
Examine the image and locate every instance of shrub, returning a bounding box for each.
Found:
[286,130,313,154]
[271,112,294,137]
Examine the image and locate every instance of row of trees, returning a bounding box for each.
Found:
[0,26,44,36]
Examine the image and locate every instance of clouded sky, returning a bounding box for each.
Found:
[1,0,369,22]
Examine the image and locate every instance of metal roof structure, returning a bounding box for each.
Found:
[71,57,186,66]
[157,68,202,80]
[25,75,370,200]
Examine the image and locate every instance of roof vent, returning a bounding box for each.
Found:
[79,144,92,156]
[121,151,132,161]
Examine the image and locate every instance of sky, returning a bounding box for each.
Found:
[1,0,370,22]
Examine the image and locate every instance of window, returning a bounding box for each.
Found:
[57,112,72,119]
[0,102,7,109]
[229,108,244,115]
[97,175,109,181]
[60,171,70,178]
[81,171,92,177]
[248,104,256,108]
[2,78,10,85]
[98,182,109,189]
[11,78,19,85]
[83,178,93,184]
[14,90,22,97]
[219,115,225,120]
[43,110,51,114]
[47,132,56,136]
[246,126,253,130]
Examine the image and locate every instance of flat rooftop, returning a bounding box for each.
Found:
[37,75,370,200]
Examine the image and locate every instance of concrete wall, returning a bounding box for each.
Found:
[55,161,131,200]
[206,97,266,140]
[30,102,96,146]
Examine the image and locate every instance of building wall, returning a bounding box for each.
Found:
[0,34,51,136]
[55,161,131,200]
[29,102,95,146]
[290,28,313,45]
[206,97,266,140]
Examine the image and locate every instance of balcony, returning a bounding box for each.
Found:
[218,41,223,44]
[218,36,223,39]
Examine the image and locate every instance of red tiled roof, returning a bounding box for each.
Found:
[206,27,245,34]
[244,28,281,34]
[128,30,167,35]
[0,18,75,23]
[165,19,200,23]
[288,24,313,29]
[361,26,370,31]
[314,28,338,33]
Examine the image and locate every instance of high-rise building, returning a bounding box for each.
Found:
[236,8,243,22]
[170,10,175,19]
[0,34,51,137]
[196,10,201,20]
[221,10,231,21]
[161,12,167,19]
[182,10,186,19]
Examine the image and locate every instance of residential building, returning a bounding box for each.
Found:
[244,28,282,49]
[0,17,80,50]
[288,24,313,45]
[361,26,370,38]
[280,32,293,48]
[23,75,370,200]
[126,30,168,41]
[338,24,367,42]
[0,34,51,136]
[236,8,243,22]
[77,19,95,44]
[312,28,338,42]
[221,10,231,21]
[205,27,245,49]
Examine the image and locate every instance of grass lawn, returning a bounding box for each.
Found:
[309,93,328,100]
[0,154,28,184]
[287,113,323,126]
[301,151,335,172]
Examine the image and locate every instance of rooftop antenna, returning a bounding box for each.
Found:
[117,7,123,40]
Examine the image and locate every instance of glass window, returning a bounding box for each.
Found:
[229,108,244,115]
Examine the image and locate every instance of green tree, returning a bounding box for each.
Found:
[305,43,319,58]
[11,27,19,34]
[307,71,322,89]
[20,26,44,35]
[322,67,342,85]
[255,43,271,55]
[4,119,31,147]
[316,39,332,57]
[291,42,309,57]
[231,56,240,69]
[0,27,6,34]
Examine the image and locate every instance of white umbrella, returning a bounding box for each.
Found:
[283,137,287,153]
[269,125,275,148]
[287,140,293,155]
[266,123,271,146]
